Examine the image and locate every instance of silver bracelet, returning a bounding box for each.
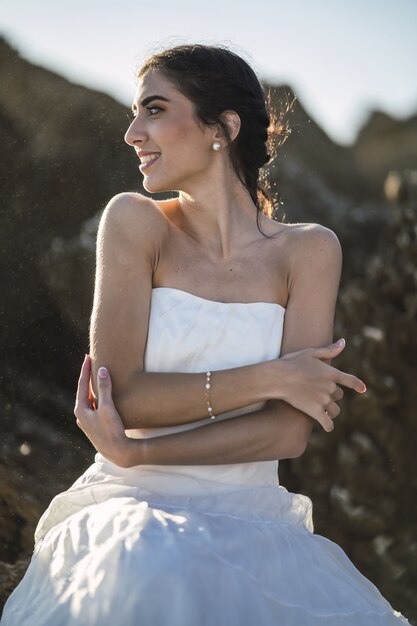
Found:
[204,371,216,419]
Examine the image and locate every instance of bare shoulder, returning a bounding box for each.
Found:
[280,221,342,267]
[101,192,168,235]
[98,192,168,252]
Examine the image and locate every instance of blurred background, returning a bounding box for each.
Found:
[1,0,416,621]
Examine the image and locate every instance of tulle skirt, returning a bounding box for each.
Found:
[1,453,409,625]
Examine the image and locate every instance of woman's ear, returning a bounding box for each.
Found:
[214,110,241,144]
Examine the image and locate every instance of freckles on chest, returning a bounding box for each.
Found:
[173,256,253,288]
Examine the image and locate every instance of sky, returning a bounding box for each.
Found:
[1,0,416,146]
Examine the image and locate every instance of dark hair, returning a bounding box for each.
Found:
[136,44,294,237]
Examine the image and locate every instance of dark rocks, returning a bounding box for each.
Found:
[354,111,417,197]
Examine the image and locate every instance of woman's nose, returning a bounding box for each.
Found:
[124,118,148,147]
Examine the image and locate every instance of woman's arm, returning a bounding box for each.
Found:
[90,198,362,433]
[77,224,365,467]
[125,384,342,467]
[89,192,280,430]
[264,222,348,447]
[76,342,346,468]
[121,224,349,466]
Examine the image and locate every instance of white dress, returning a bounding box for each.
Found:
[1,287,409,625]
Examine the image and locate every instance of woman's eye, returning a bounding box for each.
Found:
[146,106,161,116]
[126,106,161,122]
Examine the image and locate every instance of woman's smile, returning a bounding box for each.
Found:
[138,153,161,173]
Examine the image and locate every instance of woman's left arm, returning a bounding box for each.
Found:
[76,345,343,467]
[75,353,318,466]
[75,225,350,468]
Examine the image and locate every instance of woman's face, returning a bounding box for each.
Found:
[125,70,215,194]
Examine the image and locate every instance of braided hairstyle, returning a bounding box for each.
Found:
[136,44,294,237]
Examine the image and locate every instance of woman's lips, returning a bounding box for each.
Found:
[139,154,160,173]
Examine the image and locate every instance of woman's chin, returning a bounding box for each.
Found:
[143,177,175,194]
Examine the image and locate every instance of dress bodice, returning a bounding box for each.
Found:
[127,286,286,438]
[124,287,286,488]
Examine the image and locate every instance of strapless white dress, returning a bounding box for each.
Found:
[1,287,409,625]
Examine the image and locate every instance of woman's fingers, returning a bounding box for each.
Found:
[330,385,344,401]
[74,355,92,416]
[312,338,346,360]
[96,366,113,410]
[311,340,366,394]
[319,387,343,431]
[335,370,366,394]
[316,400,341,432]
[73,357,128,465]
[316,409,335,432]
[280,340,366,433]
[325,401,341,420]
[88,361,97,410]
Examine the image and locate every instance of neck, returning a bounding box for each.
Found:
[176,173,260,261]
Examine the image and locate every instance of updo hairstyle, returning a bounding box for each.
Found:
[137,44,294,236]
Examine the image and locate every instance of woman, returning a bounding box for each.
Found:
[1,44,409,625]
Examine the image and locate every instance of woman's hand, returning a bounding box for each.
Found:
[276,338,366,432]
[74,355,139,467]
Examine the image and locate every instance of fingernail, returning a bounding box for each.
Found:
[336,338,345,346]
[360,383,367,393]
[98,367,108,379]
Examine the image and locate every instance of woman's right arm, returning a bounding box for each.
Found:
[89,194,364,431]
[89,193,278,430]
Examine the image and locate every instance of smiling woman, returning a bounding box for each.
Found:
[0,43,410,626]
[125,45,291,227]
[125,69,243,199]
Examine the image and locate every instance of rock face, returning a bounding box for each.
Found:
[1,36,417,623]
[0,35,141,378]
[354,111,417,196]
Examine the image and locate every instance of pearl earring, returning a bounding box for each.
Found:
[212,142,221,151]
